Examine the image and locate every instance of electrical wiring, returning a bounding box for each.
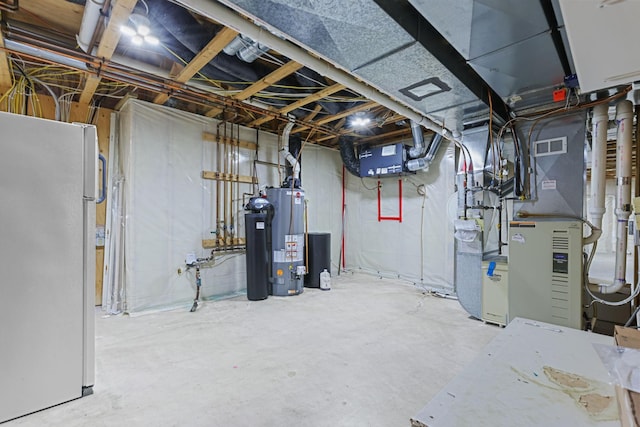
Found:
[360,177,378,191]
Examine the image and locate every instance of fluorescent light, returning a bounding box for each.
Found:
[351,117,370,127]
[144,35,159,46]
[131,35,144,46]
[120,25,136,36]
[137,24,151,37]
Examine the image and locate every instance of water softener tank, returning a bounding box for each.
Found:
[245,212,269,300]
[305,232,331,288]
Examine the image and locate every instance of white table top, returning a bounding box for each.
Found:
[412,318,619,427]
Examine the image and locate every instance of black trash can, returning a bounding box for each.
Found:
[305,232,331,288]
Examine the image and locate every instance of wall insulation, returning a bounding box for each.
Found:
[108,101,343,313]
[344,142,456,292]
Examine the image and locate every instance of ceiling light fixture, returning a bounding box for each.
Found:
[351,116,371,127]
[120,13,158,46]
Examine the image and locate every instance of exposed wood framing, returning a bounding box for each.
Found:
[154,27,239,105]
[206,60,302,117]
[291,101,377,134]
[201,171,257,184]
[202,237,246,249]
[202,132,257,151]
[79,0,138,109]
[0,28,13,94]
[248,83,346,127]
[303,105,323,122]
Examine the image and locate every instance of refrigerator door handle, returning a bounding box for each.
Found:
[97,154,106,204]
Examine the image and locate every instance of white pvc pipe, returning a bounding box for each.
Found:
[280,120,300,180]
[172,0,459,141]
[593,100,633,294]
[590,104,608,230]
[77,0,106,53]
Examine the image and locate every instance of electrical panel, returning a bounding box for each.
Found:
[359,143,406,177]
[508,220,583,329]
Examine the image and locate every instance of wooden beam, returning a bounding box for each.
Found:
[154,27,239,104]
[205,60,302,118]
[202,132,257,151]
[201,171,257,184]
[235,60,302,100]
[202,237,246,248]
[79,75,101,106]
[248,83,346,127]
[303,105,323,122]
[79,0,137,108]
[0,30,13,94]
[291,101,377,134]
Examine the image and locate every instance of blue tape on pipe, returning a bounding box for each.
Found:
[487,261,496,277]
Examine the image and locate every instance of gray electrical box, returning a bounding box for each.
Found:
[508,220,583,329]
[267,187,305,296]
[359,143,406,177]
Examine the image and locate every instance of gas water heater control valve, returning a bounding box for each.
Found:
[296,265,306,277]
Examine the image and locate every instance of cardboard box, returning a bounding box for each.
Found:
[614,326,640,427]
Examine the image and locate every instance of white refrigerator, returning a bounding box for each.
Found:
[0,111,96,422]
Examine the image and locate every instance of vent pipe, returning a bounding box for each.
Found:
[408,120,425,158]
[590,100,633,294]
[589,104,609,230]
[406,133,444,172]
[583,104,607,247]
[77,0,106,53]
[280,120,300,182]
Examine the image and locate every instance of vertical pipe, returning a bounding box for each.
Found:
[216,123,222,246]
[591,103,609,230]
[613,100,634,292]
[341,165,346,270]
[635,105,640,300]
[398,179,403,223]
[223,122,228,247]
[377,180,382,222]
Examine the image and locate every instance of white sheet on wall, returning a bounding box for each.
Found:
[344,142,455,292]
[115,100,345,312]
[300,144,344,273]
[118,101,285,313]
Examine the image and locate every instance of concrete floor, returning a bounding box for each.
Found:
[7,273,499,427]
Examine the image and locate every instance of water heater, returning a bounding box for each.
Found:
[267,187,305,296]
[508,220,583,329]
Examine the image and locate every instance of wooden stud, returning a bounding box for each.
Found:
[79,0,138,110]
[154,27,239,104]
[205,60,303,118]
[202,237,246,249]
[0,29,13,94]
[202,132,257,150]
[201,171,257,184]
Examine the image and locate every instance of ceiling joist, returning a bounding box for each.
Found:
[0,26,13,94]
[206,60,302,117]
[155,27,239,105]
[79,0,138,108]
[248,83,346,127]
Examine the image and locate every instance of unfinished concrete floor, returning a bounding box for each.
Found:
[7,273,500,427]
